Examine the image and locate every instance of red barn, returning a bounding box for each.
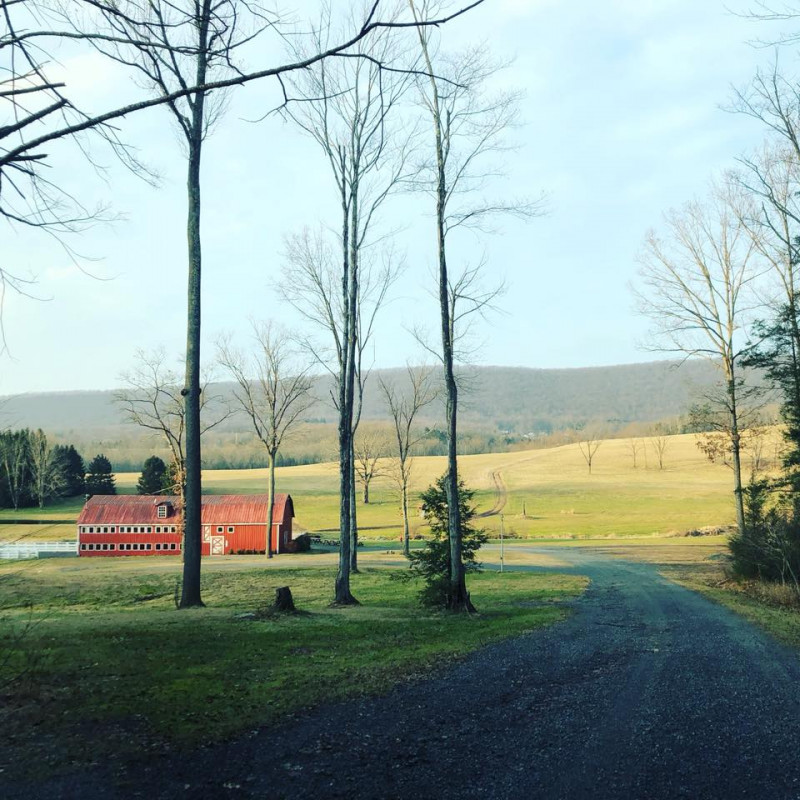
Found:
[77,494,294,557]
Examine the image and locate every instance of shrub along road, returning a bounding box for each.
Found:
[8,550,800,799]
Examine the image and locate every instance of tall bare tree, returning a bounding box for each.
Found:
[407,3,538,611]
[635,182,765,532]
[217,323,315,557]
[280,8,412,602]
[380,366,436,555]
[281,227,398,597]
[67,0,272,607]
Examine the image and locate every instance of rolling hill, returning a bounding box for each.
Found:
[0,359,725,435]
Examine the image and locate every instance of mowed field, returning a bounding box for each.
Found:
[0,431,748,543]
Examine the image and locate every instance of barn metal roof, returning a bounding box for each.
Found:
[77,494,294,525]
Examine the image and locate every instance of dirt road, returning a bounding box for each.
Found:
[7,550,800,799]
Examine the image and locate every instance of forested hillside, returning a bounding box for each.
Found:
[0,359,729,472]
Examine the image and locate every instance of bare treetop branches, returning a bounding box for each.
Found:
[635,182,766,367]
[0,0,485,181]
[114,347,229,494]
[217,322,315,458]
[734,143,800,313]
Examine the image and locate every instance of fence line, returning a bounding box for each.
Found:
[0,541,76,560]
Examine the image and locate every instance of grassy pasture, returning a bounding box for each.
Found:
[0,553,586,779]
[147,432,756,539]
[0,431,746,543]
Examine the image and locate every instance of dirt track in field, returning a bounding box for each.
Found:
[5,548,800,799]
[477,469,508,518]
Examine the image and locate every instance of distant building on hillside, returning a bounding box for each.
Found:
[77,494,294,557]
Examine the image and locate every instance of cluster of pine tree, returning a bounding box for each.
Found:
[0,430,116,510]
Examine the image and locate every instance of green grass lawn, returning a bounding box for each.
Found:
[0,556,587,780]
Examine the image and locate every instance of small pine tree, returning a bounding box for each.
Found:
[137,455,168,495]
[409,474,488,607]
[85,454,117,496]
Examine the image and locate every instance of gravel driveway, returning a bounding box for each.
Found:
[7,550,800,799]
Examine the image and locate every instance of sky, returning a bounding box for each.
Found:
[0,0,789,394]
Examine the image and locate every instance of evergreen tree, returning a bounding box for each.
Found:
[52,444,85,497]
[408,474,488,608]
[137,455,168,495]
[85,454,116,496]
[745,306,800,491]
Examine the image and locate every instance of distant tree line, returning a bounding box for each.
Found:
[0,430,116,510]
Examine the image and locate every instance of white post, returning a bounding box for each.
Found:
[500,513,504,573]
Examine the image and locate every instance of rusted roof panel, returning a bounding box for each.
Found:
[77,494,293,525]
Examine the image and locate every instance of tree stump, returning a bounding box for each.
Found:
[272,586,295,613]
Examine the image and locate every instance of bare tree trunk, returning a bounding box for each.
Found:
[179,44,208,607]
[728,376,746,534]
[439,201,471,612]
[350,451,359,572]
[266,452,275,558]
[336,411,357,603]
[402,478,410,557]
[335,169,358,605]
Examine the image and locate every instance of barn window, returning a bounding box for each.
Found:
[155,543,161,551]
[102,544,108,551]
[80,544,86,551]
[227,527,234,533]
[157,504,167,519]
[109,544,115,551]
[146,526,152,533]
[110,527,116,533]
[170,543,177,550]
[216,526,223,533]
[102,527,107,533]
[146,544,152,550]
[171,526,177,533]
